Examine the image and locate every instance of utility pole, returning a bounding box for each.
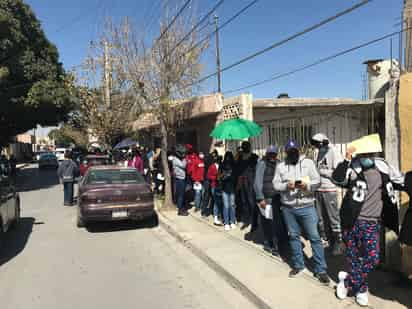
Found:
[103,40,111,108]
[214,15,222,93]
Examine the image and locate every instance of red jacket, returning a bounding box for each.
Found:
[129,155,144,173]
[185,153,198,179]
[207,163,219,188]
[191,157,205,182]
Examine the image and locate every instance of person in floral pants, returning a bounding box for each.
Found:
[343,220,380,295]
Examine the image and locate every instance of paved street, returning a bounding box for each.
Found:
[0,165,254,309]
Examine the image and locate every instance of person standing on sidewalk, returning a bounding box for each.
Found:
[254,145,286,256]
[333,146,403,307]
[273,140,330,285]
[311,133,345,255]
[207,154,223,225]
[192,152,205,212]
[201,150,218,217]
[172,145,188,216]
[234,141,259,231]
[57,151,79,206]
[220,151,237,231]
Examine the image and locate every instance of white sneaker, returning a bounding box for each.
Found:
[336,271,348,300]
[224,224,231,231]
[356,291,369,307]
[214,217,222,226]
[230,223,237,229]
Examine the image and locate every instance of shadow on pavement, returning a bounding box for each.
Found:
[16,167,60,192]
[0,217,35,267]
[85,213,159,233]
[325,252,412,308]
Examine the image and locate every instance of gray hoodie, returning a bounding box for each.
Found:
[172,157,187,180]
[273,156,321,208]
[314,146,343,191]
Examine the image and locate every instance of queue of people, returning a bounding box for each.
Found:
[158,133,409,307]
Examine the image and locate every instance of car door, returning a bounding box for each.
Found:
[0,163,10,229]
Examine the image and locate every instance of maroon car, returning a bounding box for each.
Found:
[77,166,155,228]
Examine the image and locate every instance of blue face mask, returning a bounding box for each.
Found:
[359,158,375,169]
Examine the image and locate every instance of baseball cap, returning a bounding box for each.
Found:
[285,140,299,151]
[266,145,278,154]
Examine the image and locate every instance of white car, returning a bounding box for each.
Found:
[55,148,67,161]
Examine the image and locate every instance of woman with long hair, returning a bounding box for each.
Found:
[220,151,237,231]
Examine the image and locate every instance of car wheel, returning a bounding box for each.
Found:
[0,224,4,250]
[12,200,21,228]
[77,215,85,228]
[142,213,158,228]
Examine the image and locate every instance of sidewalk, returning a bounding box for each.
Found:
[158,206,411,309]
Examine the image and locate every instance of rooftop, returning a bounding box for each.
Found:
[253,97,383,108]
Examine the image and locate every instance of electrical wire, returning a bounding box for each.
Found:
[166,0,225,58]
[187,0,260,55]
[156,0,192,43]
[223,28,408,94]
[185,0,372,89]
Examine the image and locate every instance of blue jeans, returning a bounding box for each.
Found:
[175,178,186,210]
[63,181,74,205]
[281,205,327,274]
[194,186,204,210]
[211,187,223,218]
[222,192,236,225]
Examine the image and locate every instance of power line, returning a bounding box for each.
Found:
[186,0,372,89]
[187,0,260,55]
[223,28,408,95]
[156,0,192,43]
[166,0,225,58]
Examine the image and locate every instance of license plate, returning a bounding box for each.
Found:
[112,210,128,218]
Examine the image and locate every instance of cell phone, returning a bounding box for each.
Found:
[295,180,302,185]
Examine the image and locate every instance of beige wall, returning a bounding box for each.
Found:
[399,73,412,173]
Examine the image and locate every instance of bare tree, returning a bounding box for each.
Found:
[71,38,138,149]
[106,5,209,207]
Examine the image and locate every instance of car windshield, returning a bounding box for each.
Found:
[40,154,56,160]
[85,169,145,185]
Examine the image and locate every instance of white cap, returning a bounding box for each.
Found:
[312,133,329,143]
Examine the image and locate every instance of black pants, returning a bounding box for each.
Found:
[63,181,74,205]
[201,180,212,216]
[239,182,257,228]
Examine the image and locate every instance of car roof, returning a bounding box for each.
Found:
[40,153,56,157]
[85,154,110,159]
[88,165,135,171]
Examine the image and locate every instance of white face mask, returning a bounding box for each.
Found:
[199,154,204,160]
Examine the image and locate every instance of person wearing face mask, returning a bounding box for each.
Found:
[192,152,205,212]
[273,140,330,285]
[311,133,344,255]
[332,143,403,307]
[234,141,259,232]
[254,145,288,256]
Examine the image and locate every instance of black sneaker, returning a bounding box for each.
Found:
[289,268,306,278]
[315,272,331,285]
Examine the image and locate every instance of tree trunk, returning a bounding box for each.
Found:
[159,117,174,210]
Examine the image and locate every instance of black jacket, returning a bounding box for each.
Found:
[57,159,79,182]
[400,171,412,245]
[332,158,404,233]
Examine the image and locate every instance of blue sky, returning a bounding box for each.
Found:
[26,0,402,101]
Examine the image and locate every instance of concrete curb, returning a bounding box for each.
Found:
[158,210,273,309]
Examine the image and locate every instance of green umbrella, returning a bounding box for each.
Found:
[210,118,262,140]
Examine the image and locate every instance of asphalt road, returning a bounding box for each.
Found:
[0,165,254,309]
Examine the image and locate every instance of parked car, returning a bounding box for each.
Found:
[55,148,67,161]
[0,161,20,248]
[77,166,155,228]
[79,154,110,177]
[38,153,59,170]
[35,150,52,162]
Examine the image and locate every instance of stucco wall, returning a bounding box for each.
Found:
[399,73,412,173]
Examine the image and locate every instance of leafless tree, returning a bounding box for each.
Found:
[106,5,209,207]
